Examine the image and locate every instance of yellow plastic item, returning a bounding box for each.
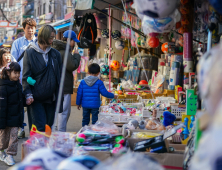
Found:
[132,132,161,139]
[181,137,189,145]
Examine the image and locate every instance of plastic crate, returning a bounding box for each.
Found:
[170,104,186,119]
[143,109,164,118]
[98,113,121,122]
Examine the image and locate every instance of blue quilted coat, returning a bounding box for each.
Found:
[76,76,114,108]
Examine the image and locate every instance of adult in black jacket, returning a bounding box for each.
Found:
[52,30,81,132]
[22,25,63,131]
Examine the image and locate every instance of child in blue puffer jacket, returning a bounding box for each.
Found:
[76,63,117,126]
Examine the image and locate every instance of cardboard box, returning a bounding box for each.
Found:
[71,92,77,106]
[145,152,184,170]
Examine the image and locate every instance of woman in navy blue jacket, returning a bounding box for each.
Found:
[76,63,117,126]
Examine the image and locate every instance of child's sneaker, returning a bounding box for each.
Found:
[0,151,6,161]
[4,155,15,166]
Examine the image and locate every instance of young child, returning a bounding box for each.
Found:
[76,63,117,126]
[0,62,23,166]
[0,48,12,76]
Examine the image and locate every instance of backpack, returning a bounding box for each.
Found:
[77,13,97,48]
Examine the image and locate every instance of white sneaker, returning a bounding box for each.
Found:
[4,155,15,166]
[0,151,6,161]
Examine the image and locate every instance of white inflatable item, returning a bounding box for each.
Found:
[134,0,179,19]
[115,40,125,50]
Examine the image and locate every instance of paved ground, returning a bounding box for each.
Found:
[0,106,82,170]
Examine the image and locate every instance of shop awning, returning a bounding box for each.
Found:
[54,22,73,32]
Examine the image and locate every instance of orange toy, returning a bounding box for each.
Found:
[118,90,123,95]
[30,124,52,137]
[148,37,159,48]
[161,42,169,54]
[111,60,120,71]
[139,80,148,85]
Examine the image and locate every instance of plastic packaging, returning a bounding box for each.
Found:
[94,152,164,170]
[150,74,165,93]
[48,132,75,156]
[145,118,165,131]
[142,9,181,34]
[91,117,120,134]
[131,132,161,139]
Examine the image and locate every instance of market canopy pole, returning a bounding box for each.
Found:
[96,0,138,17]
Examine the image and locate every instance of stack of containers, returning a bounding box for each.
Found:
[183,33,194,90]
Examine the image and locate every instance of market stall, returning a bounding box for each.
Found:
[10,0,222,170]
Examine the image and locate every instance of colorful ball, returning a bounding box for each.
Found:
[101,29,109,39]
[76,133,86,143]
[111,30,121,40]
[111,60,120,71]
[100,65,109,75]
[115,136,125,144]
[161,42,169,54]
[139,80,148,85]
[115,40,125,50]
[148,37,159,48]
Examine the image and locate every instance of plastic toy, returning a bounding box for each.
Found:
[180,4,190,14]
[139,120,146,129]
[100,65,109,76]
[134,84,142,90]
[111,60,120,71]
[183,117,189,140]
[118,90,123,95]
[111,30,121,40]
[30,124,51,137]
[115,40,125,50]
[76,133,86,143]
[134,0,179,19]
[101,29,109,39]
[190,116,195,129]
[161,42,169,54]
[27,77,36,86]
[139,80,148,85]
[115,136,125,144]
[162,111,176,127]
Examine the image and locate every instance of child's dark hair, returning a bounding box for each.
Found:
[0,48,10,66]
[2,62,21,80]
[88,63,100,75]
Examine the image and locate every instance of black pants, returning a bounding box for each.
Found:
[82,108,99,127]
[27,101,56,131]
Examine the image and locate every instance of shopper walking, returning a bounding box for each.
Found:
[0,62,23,166]
[52,30,81,132]
[22,25,63,131]
[11,18,37,138]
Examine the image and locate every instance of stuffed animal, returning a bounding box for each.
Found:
[163,111,176,127]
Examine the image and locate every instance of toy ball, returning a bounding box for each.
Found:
[22,148,67,170]
[118,90,123,95]
[101,29,109,39]
[148,37,159,48]
[111,30,121,40]
[114,144,123,149]
[135,84,142,90]
[134,0,179,19]
[115,136,125,144]
[139,80,148,85]
[58,155,100,170]
[76,133,86,143]
[161,42,169,54]
[111,60,120,71]
[100,65,109,75]
[115,40,125,50]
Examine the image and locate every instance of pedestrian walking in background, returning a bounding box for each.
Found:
[0,62,23,166]
[52,30,81,132]
[22,25,63,132]
[11,18,37,138]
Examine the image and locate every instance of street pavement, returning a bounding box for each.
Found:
[0,106,82,170]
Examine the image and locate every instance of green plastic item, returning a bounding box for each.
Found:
[195,118,202,151]
[27,77,36,86]
[186,89,197,116]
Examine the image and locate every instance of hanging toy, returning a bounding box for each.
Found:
[181,15,190,25]
[101,29,109,39]
[148,33,159,48]
[161,42,169,54]
[180,4,190,15]
[111,60,120,71]
[115,40,125,50]
[100,65,109,76]
[111,30,121,40]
